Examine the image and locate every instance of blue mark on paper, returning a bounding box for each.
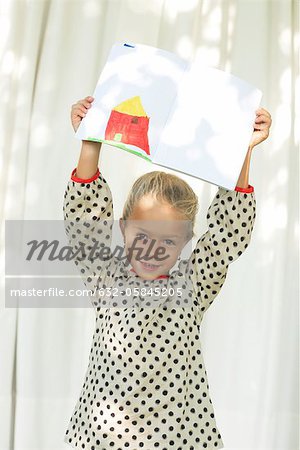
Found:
[124,43,135,48]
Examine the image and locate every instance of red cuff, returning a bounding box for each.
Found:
[234,184,254,193]
[71,168,100,183]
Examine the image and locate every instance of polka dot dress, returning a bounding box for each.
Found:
[63,167,256,450]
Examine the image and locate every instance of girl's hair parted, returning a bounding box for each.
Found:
[122,171,199,240]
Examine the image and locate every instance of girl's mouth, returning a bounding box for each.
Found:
[139,261,160,272]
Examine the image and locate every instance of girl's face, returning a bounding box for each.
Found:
[119,194,190,280]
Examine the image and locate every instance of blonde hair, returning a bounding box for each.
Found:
[122,171,199,240]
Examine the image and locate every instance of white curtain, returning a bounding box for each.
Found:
[0,0,298,449]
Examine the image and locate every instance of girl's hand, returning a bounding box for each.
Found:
[249,107,272,149]
[71,96,94,132]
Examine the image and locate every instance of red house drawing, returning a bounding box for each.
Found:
[105,96,150,155]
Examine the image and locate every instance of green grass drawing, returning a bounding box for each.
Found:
[86,137,152,162]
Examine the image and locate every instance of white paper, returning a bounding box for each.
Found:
[154,62,262,189]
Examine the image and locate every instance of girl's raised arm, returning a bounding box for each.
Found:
[184,184,256,316]
[235,107,272,189]
[71,96,102,179]
[63,96,116,312]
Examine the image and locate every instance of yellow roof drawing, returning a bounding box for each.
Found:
[114,96,148,117]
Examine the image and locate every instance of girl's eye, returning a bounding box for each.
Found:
[164,239,175,246]
[137,233,148,241]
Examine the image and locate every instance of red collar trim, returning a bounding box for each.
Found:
[130,268,170,279]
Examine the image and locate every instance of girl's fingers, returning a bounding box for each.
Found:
[72,107,86,117]
[255,108,271,118]
[254,123,269,130]
[76,110,86,118]
[80,100,92,108]
[72,97,93,111]
[70,97,93,131]
[77,105,89,114]
[71,108,87,120]
[73,102,89,111]
[254,121,270,128]
[71,104,90,118]
[255,112,271,120]
[254,114,272,126]
[254,124,270,132]
[81,97,94,107]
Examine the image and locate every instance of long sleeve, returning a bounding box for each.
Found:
[185,184,256,315]
[63,167,115,309]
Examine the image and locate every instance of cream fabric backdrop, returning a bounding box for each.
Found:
[0,0,298,449]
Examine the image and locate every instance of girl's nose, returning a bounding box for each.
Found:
[142,237,162,260]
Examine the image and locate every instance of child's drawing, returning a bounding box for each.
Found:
[104,96,150,155]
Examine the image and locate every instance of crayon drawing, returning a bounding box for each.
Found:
[105,96,150,155]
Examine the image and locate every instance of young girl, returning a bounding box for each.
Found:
[63,96,271,450]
